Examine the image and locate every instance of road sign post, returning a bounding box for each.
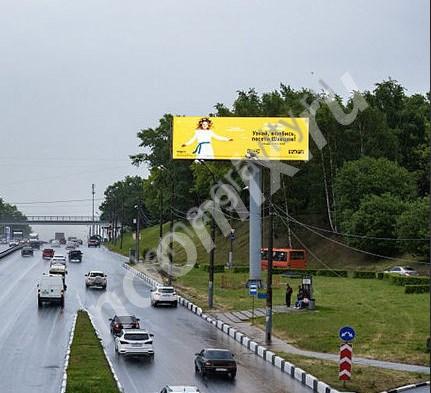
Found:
[338,326,355,385]
[249,284,257,325]
[339,343,353,383]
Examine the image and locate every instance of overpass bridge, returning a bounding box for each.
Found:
[0,216,109,226]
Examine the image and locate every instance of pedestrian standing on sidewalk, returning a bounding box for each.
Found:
[285,283,293,307]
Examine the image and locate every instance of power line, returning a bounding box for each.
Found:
[10,198,104,205]
[289,227,346,277]
[272,204,429,242]
[274,208,429,265]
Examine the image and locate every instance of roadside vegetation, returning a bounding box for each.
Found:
[276,352,429,393]
[108,227,430,366]
[66,311,119,393]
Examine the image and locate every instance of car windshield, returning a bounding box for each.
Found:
[90,272,104,277]
[124,333,149,341]
[117,316,135,323]
[159,288,174,293]
[205,350,233,359]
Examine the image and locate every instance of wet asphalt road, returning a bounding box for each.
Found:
[0,246,313,393]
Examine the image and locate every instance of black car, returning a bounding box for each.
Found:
[88,239,100,248]
[194,349,237,379]
[21,246,34,257]
[68,250,83,262]
[109,315,140,336]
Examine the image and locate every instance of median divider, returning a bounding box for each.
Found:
[60,312,78,393]
[60,309,124,393]
[122,263,340,393]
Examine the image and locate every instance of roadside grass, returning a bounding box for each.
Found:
[107,225,430,365]
[66,311,119,393]
[275,352,429,393]
[176,270,430,365]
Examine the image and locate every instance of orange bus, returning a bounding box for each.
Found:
[260,248,307,270]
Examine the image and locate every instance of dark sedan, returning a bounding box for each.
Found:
[21,246,34,257]
[109,315,140,336]
[194,348,237,379]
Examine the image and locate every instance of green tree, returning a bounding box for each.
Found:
[343,193,406,255]
[396,198,430,258]
[0,198,31,237]
[334,156,416,219]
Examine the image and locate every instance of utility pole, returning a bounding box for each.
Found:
[91,184,95,236]
[135,203,140,263]
[208,200,216,308]
[194,159,217,308]
[120,200,124,249]
[265,167,274,345]
[282,176,292,248]
[168,179,175,285]
[159,189,163,248]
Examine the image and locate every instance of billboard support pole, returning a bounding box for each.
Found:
[248,164,262,288]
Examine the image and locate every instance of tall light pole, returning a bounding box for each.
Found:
[134,203,140,263]
[194,159,217,308]
[91,184,95,236]
[265,167,274,345]
[157,165,175,285]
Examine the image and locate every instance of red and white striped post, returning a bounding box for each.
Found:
[339,342,352,381]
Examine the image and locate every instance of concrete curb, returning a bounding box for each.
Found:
[85,309,124,393]
[381,381,430,393]
[60,312,78,393]
[123,263,340,393]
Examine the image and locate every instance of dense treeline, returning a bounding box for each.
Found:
[100,79,430,259]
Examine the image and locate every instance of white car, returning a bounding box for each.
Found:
[384,266,419,276]
[65,242,76,250]
[159,387,200,393]
[51,240,61,248]
[85,271,107,289]
[51,255,66,265]
[114,329,154,358]
[150,286,178,307]
[49,263,67,275]
[37,274,65,307]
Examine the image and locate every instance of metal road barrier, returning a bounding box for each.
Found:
[0,245,24,259]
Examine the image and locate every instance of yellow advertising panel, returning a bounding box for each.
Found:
[172,117,309,160]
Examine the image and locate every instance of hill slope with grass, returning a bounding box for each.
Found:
[108,218,428,274]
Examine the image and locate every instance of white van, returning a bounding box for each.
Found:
[37,275,65,307]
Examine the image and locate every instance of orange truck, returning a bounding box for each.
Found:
[260,248,307,270]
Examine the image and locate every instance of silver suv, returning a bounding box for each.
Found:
[85,271,107,289]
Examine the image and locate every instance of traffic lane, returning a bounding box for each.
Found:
[82,247,312,393]
[0,248,77,393]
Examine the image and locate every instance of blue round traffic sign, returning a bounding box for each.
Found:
[339,326,356,341]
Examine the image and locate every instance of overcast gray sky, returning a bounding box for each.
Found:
[0,0,429,239]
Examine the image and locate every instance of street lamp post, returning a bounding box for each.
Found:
[157,165,175,285]
[194,159,217,308]
[168,180,175,285]
[265,167,274,345]
[91,184,95,236]
[135,203,140,263]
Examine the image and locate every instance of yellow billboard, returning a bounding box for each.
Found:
[172,117,309,160]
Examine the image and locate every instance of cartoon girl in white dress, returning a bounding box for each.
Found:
[181,117,233,159]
